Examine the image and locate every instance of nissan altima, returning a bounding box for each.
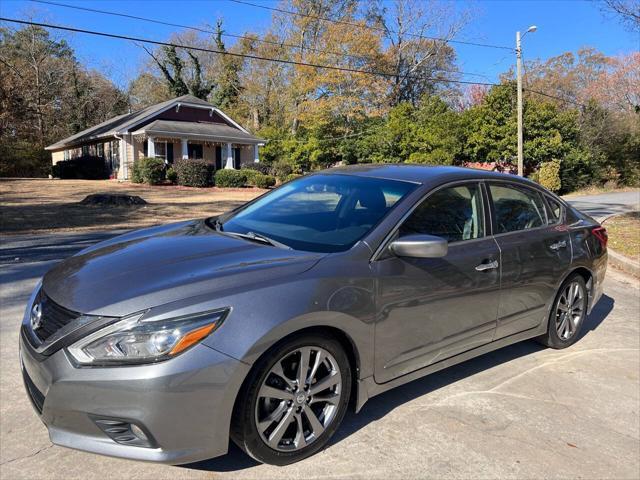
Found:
[19,165,607,465]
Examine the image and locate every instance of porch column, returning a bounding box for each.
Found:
[147,136,155,158]
[253,144,260,163]
[181,138,188,159]
[225,142,234,169]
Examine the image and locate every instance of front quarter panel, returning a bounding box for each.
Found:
[142,246,377,380]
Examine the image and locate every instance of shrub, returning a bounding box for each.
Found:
[538,159,561,192]
[253,174,276,189]
[166,167,178,184]
[215,169,247,188]
[528,170,540,184]
[173,159,214,187]
[130,161,143,183]
[283,173,302,183]
[270,160,293,181]
[242,168,262,186]
[51,156,109,180]
[135,157,165,185]
[241,163,271,175]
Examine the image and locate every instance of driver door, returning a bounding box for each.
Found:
[372,182,501,384]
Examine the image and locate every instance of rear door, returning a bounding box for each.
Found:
[373,182,501,383]
[488,182,571,339]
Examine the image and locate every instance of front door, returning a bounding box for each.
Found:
[166,142,174,164]
[373,182,500,383]
[215,145,223,170]
[488,182,572,339]
[233,147,241,169]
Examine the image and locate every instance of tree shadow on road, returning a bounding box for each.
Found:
[183,294,614,473]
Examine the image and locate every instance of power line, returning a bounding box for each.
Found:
[0,17,586,109]
[29,0,368,62]
[228,0,514,51]
[0,17,504,88]
[29,0,491,80]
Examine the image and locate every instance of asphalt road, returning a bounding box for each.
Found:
[564,190,640,220]
[1,191,639,479]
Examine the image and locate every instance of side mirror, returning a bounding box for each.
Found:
[389,234,448,259]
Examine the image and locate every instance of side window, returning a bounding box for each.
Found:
[400,183,484,242]
[545,196,563,224]
[490,184,547,233]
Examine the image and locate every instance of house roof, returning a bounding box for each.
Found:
[45,95,254,150]
[134,120,265,144]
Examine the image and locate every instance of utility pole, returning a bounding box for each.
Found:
[516,30,524,177]
[516,26,537,177]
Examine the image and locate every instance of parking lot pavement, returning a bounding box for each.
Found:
[1,235,639,480]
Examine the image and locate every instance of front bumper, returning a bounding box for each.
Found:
[19,331,250,464]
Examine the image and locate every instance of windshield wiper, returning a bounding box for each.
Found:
[225,231,292,250]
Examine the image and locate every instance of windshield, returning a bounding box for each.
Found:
[216,174,416,253]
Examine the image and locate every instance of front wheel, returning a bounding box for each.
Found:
[231,333,351,465]
[538,274,588,349]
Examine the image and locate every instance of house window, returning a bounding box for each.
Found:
[188,143,203,159]
[97,143,104,158]
[82,145,89,156]
[64,150,70,160]
[155,141,167,160]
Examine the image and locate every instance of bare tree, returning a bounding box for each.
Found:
[600,0,640,31]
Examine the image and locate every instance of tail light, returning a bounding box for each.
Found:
[591,226,608,249]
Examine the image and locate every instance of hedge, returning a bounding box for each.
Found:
[215,169,247,188]
[173,159,214,187]
[51,156,109,180]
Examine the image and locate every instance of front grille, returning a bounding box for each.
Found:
[22,368,45,414]
[35,293,81,342]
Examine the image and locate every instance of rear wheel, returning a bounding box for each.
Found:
[231,333,351,465]
[538,274,588,349]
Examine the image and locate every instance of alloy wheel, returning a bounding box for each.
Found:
[555,281,585,341]
[254,346,342,452]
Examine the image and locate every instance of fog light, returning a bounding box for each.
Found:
[91,416,156,448]
[130,423,148,441]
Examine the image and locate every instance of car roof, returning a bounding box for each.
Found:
[320,164,542,189]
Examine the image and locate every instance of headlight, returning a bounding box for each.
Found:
[67,309,228,366]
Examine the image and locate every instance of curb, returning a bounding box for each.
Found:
[607,248,640,278]
[602,213,640,278]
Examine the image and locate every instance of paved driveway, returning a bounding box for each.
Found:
[1,192,639,479]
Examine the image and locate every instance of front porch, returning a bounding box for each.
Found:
[139,136,260,169]
[121,119,265,179]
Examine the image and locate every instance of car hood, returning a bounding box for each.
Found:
[42,220,325,317]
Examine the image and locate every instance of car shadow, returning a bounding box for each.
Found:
[182,294,614,472]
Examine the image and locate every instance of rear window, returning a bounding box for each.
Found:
[490,184,547,234]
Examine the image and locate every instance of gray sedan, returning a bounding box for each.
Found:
[19,165,608,465]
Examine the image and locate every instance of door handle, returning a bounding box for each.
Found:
[550,240,567,251]
[475,260,499,271]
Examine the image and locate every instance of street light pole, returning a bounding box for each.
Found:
[516,25,536,177]
[516,30,524,176]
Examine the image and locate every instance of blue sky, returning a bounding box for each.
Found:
[1,0,637,88]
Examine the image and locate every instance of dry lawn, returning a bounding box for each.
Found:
[1,179,264,235]
[603,211,640,262]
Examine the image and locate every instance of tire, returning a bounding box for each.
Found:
[230,333,352,465]
[537,273,588,349]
